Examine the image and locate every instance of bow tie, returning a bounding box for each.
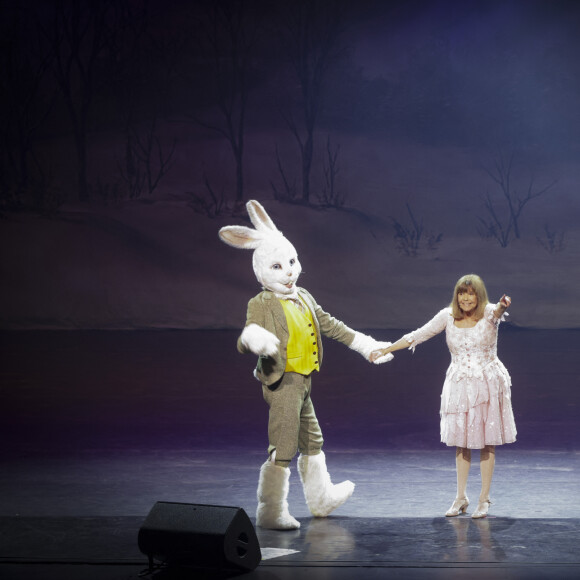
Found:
[287,297,306,314]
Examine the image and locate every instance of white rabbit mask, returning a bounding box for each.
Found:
[219,200,302,299]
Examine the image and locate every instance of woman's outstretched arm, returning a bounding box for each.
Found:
[493,294,512,319]
[370,307,449,362]
[369,337,409,361]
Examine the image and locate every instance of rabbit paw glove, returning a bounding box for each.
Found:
[371,341,394,364]
[349,332,394,363]
[241,323,280,357]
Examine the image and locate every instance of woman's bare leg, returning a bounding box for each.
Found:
[456,446,471,499]
[479,445,495,502]
[472,445,495,518]
[446,447,471,516]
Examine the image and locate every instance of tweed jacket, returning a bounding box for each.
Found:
[237,288,356,386]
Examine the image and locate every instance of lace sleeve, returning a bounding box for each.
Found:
[403,308,450,352]
[485,302,509,326]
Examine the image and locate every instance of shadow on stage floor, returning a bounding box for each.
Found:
[1,328,579,579]
[1,514,579,579]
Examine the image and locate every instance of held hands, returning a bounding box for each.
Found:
[370,347,392,363]
[372,342,394,364]
[349,332,394,364]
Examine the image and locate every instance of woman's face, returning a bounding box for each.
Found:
[457,287,478,315]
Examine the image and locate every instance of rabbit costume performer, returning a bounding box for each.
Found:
[219,200,392,530]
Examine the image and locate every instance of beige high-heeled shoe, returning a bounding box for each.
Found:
[471,499,492,519]
[445,496,469,517]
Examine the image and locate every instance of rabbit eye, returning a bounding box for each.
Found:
[290,259,295,266]
[272,263,281,270]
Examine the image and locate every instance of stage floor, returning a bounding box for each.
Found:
[1,328,579,579]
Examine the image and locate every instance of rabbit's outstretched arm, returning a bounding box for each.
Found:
[240,323,280,357]
[349,331,394,364]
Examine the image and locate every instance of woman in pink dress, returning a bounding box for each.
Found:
[371,274,516,518]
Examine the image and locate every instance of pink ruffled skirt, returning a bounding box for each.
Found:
[439,373,517,449]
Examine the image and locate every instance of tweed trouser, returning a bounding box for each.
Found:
[262,371,324,467]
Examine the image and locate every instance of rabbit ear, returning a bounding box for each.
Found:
[218,225,265,250]
[246,200,279,233]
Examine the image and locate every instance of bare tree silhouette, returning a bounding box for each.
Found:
[478,149,558,247]
[0,4,54,211]
[390,203,443,257]
[39,0,126,202]
[320,135,344,208]
[112,5,178,199]
[270,145,298,203]
[276,0,347,204]
[188,0,260,211]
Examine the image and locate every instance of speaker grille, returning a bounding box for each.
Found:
[138,501,261,571]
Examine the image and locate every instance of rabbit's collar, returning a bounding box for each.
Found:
[263,288,301,301]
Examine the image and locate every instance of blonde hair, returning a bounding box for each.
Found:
[450,274,489,320]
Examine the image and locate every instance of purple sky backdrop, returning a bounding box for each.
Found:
[1,0,579,330]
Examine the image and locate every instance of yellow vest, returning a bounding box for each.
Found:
[280,297,320,375]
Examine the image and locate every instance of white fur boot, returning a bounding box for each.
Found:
[256,460,300,530]
[297,451,355,517]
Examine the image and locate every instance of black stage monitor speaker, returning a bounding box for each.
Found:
[138,501,261,572]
